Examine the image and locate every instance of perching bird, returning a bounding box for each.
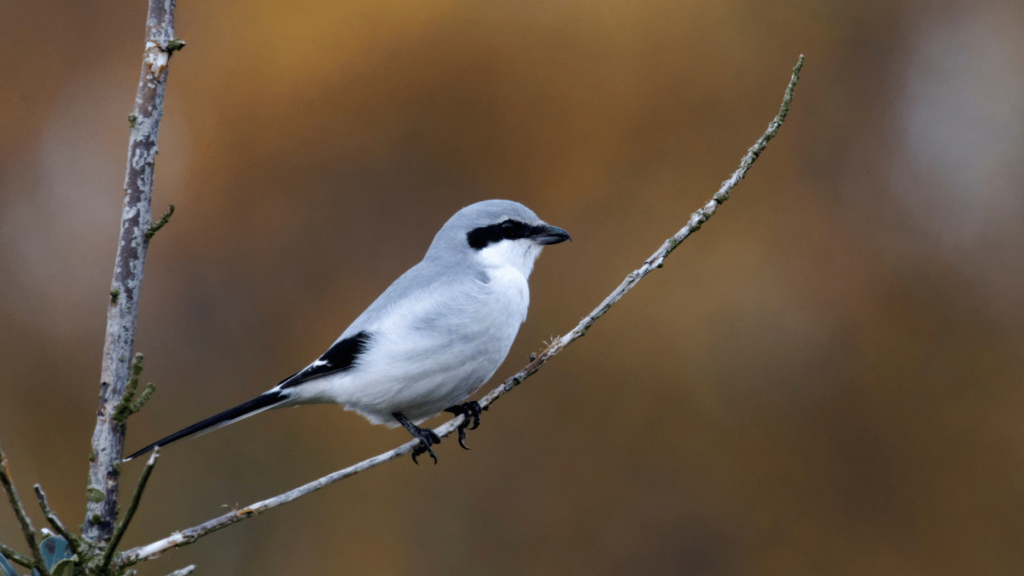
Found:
[125,200,570,464]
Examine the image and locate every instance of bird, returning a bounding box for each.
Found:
[125,199,571,464]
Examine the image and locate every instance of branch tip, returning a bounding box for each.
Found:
[146,205,175,240]
[33,484,82,558]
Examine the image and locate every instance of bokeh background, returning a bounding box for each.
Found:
[2,0,1023,574]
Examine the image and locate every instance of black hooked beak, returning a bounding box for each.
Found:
[530,224,572,245]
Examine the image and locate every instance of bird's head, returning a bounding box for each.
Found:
[427,200,571,278]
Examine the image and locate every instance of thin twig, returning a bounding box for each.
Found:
[101,450,158,570]
[86,0,181,543]
[130,382,157,415]
[0,443,51,576]
[0,543,33,569]
[33,485,81,557]
[164,565,196,576]
[146,204,175,240]
[121,54,804,567]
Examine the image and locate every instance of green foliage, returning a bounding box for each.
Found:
[39,536,74,576]
[2,536,78,576]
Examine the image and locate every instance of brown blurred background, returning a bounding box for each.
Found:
[2,0,1023,574]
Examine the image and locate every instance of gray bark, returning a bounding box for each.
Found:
[84,0,179,544]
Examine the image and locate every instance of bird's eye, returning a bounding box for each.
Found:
[501,220,515,229]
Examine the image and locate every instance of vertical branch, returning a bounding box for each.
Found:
[85,0,181,544]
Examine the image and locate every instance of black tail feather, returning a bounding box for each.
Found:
[124,391,285,461]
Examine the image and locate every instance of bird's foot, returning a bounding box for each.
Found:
[444,401,484,450]
[394,412,441,465]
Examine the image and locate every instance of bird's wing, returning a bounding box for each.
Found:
[275,331,372,389]
[274,257,484,390]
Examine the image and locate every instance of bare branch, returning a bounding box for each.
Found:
[102,451,158,570]
[0,543,33,569]
[121,54,804,566]
[86,0,181,544]
[33,485,81,558]
[0,443,51,576]
[164,565,196,576]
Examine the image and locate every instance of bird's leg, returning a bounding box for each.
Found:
[393,412,441,465]
[444,400,484,450]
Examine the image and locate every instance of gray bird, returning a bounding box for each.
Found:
[125,200,570,464]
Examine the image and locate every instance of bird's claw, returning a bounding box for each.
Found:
[444,401,484,450]
[394,411,441,465]
[411,428,441,465]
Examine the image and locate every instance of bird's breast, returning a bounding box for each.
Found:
[483,265,531,327]
[317,265,532,423]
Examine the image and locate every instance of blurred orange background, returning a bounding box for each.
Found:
[2,1,1023,574]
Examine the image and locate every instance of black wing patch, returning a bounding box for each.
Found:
[278,331,372,389]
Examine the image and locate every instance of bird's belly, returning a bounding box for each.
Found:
[319,268,530,425]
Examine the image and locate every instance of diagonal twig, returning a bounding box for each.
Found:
[0,442,52,576]
[0,543,33,569]
[33,485,81,558]
[121,55,805,567]
[101,450,158,570]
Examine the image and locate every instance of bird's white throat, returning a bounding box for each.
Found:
[475,238,543,279]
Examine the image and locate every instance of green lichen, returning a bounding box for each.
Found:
[145,205,175,240]
[115,354,153,422]
[110,287,120,303]
[86,488,105,503]
[130,383,156,414]
[89,450,96,463]
[127,113,138,128]
[167,38,186,53]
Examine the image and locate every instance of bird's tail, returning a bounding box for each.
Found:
[123,390,287,461]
